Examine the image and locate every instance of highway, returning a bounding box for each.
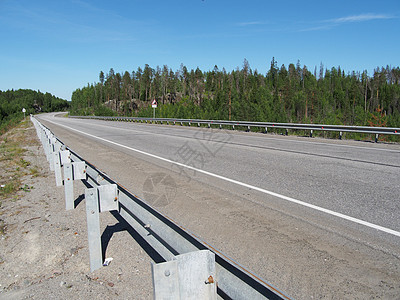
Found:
[38,113,400,299]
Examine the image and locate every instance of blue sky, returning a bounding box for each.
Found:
[1,0,399,100]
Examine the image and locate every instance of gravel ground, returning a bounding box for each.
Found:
[0,122,153,299]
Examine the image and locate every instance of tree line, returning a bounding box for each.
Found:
[0,89,69,134]
[70,58,400,130]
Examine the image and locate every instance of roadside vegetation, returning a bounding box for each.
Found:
[70,59,400,141]
[0,89,69,136]
[0,119,40,216]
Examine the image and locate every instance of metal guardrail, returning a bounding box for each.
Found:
[30,115,291,300]
[70,115,400,142]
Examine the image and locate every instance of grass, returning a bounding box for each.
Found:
[0,115,24,136]
[0,118,41,200]
[29,167,40,177]
[18,158,31,168]
[0,118,41,238]
[0,218,6,236]
[1,182,19,196]
[20,184,33,192]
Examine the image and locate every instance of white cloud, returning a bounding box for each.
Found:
[331,13,394,23]
[237,21,267,27]
[299,13,395,32]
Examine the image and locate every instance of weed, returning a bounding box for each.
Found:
[30,167,40,177]
[20,184,31,192]
[18,158,31,168]
[0,219,6,236]
[0,181,19,197]
[0,119,34,201]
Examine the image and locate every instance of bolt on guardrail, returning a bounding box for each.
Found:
[30,115,291,300]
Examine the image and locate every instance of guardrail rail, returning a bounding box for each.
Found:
[70,115,400,142]
[31,115,291,300]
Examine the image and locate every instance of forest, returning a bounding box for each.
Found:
[0,89,69,134]
[70,58,400,133]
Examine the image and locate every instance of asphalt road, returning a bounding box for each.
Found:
[37,113,400,299]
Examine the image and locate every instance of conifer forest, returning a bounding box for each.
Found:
[0,89,69,134]
[70,59,400,135]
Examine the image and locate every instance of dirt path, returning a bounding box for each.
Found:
[0,121,153,299]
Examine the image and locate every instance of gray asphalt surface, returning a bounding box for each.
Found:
[40,113,400,233]
[37,113,400,299]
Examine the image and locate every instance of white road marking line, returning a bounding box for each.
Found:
[43,117,400,238]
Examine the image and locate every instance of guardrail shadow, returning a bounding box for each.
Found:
[74,194,85,208]
[101,210,165,264]
[80,179,164,263]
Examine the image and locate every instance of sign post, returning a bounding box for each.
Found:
[22,108,26,119]
[151,99,157,119]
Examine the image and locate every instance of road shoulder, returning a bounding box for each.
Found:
[0,121,152,299]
